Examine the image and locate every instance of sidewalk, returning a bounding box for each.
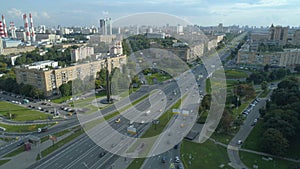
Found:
[0,131,73,169]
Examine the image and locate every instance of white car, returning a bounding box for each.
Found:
[238,140,243,145]
[175,156,180,163]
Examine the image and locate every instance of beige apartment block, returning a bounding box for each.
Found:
[15,55,126,96]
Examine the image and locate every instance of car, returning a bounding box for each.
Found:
[161,156,166,163]
[99,152,106,158]
[17,141,25,146]
[115,118,121,123]
[238,140,243,145]
[129,121,134,125]
[177,163,184,169]
[175,156,180,163]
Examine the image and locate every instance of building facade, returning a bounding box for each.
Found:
[237,47,300,67]
[293,30,300,46]
[269,24,288,45]
[15,55,127,96]
[71,46,95,62]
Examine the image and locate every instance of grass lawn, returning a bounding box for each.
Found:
[145,73,172,85]
[51,96,71,104]
[206,78,211,94]
[4,146,25,157]
[181,140,233,169]
[211,131,237,145]
[126,158,146,169]
[0,159,10,166]
[225,70,248,79]
[0,101,52,121]
[242,120,263,151]
[0,123,54,133]
[240,151,299,169]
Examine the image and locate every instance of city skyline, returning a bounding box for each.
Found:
[1,0,300,28]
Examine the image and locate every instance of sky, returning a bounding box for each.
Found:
[1,0,300,28]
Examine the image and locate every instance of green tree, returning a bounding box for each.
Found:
[59,82,72,96]
[261,128,289,156]
[261,81,268,91]
[201,94,211,110]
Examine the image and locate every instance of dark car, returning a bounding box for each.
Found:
[17,141,25,146]
[177,163,184,169]
[161,156,166,163]
[99,152,106,158]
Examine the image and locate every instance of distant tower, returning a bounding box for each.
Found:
[0,21,4,38]
[107,18,112,35]
[29,13,36,42]
[23,14,31,42]
[9,22,17,38]
[2,15,8,37]
[118,27,121,34]
[99,19,106,35]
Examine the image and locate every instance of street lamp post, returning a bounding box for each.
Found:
[152,119,159,130]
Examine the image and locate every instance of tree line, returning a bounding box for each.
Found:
[246,68,290,85]
[0,75,44,99]
[260,77,300,156]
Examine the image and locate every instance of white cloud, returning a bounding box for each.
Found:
[41,12,50,19]
[7,8,23,18]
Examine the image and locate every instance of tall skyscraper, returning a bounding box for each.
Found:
[99,19,106,35]
[106,18,112,35]
[99,18,112,35]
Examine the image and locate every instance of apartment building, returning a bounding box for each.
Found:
[15,55,126,96]
[70,46,95,62]
[237,44,300,67]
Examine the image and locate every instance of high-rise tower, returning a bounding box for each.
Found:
[99,19,106,35]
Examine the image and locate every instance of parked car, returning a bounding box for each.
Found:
[161,156,166,163]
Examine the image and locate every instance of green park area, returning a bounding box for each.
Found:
[145,72,172,85]
[0,123,54,133]
[0,101,52,121]
[181,140,233,169]
[225,69,248,79]
[240,151,299,169]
